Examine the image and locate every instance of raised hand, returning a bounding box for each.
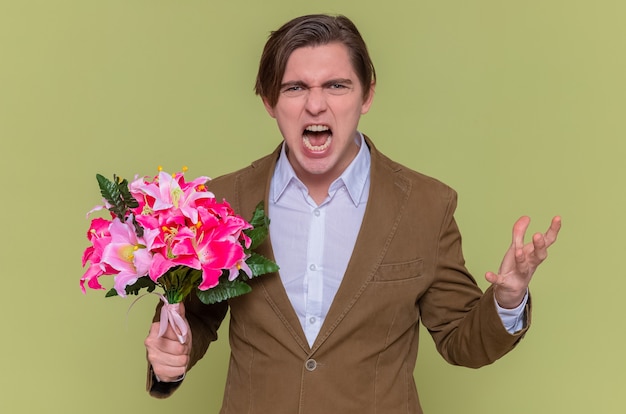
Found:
[485,216,561,309]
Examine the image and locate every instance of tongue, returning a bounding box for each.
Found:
[304,130,331,147]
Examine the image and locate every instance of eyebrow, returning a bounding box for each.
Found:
[280,80,307,90]
[323,78,353,87]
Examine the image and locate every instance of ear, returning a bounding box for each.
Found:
[360,82,376,115]
[262,97,276,118]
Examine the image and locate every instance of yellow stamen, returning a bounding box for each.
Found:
[120,245,136,262]
[182,166,188,172]
[158,165,163,172]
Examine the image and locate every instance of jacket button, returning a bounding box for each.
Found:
[305,359,317,371]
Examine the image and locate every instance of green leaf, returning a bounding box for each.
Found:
[195,279,252,305]
[246,226,269,250]
[104,278,157,299]
[119,177,139,209]
[158,266,202,304]
[105,288,119,298]
[125,277,157,296]
[96,174,124,218]
[246,252,279,278]
[248,201,269,227]
[245,201,271,250]
[95,173,140,221]
[104,276,157,298]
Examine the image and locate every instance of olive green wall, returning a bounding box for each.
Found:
[1,1,624,413]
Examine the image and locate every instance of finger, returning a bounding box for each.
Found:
[156,320,183,342]
[485,271,511,286]
[148,348,189,382]
[525,216,560,264]
[146,322,176,349]
[145,337,190,376]
[147,320,164,338]
[532,232,548,261]
[512,216,531,251]
[484,271,500,285]
[147,320,190,351]
[544,215,562,246]
[147,345,189,368]
[515,244,528,264]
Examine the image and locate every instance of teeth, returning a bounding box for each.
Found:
[304,136,332,151]
[305,125,330,132]
[303,125,332,151]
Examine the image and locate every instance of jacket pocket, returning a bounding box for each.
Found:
[371,258,423,282]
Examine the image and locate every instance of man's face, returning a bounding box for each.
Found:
[263,42,374,189]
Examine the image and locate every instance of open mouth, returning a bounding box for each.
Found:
[303,125,332,151]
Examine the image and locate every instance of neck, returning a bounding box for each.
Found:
[306,183,329,205]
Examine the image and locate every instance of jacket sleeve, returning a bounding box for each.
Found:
[418,187,531,368]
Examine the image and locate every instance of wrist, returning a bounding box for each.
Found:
[494,287,528,309]
[154,371,186,383]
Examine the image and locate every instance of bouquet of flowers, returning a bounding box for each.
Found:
[80,167,278,342]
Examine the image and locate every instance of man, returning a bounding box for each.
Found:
[144,14,561,413]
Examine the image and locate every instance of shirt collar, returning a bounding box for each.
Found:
[271,132,371,207]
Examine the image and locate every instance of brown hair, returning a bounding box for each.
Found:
[255,14,376,107]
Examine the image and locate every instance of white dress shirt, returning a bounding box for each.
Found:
[268,133,526,346]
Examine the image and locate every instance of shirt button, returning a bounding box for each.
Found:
[305,359,317,371]
[309,317,316,324]
[309,264,317,271]
[313,209,320,217]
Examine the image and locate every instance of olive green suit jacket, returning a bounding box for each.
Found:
[148,136,529,413]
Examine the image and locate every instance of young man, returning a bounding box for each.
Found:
[145,14,561,413]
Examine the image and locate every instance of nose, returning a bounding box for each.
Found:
[304,87,327,115]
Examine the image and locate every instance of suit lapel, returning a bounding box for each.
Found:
[311,138,412,352]
[235,147,311,353]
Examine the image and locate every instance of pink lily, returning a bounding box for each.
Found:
[196,239,246,290]
[228,258,252,281]
[100,218,159,296]
[80,218,115,293]
[148,226,199,281]
[130,171,213,225]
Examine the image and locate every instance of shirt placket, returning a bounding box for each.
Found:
[304,204,325,346]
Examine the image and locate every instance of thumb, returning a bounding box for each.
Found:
[485,271,501,286]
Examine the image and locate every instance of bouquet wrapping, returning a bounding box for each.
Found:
[81,168,277,342]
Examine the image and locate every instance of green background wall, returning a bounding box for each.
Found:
[1,0,624,412]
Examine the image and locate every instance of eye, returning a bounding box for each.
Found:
[326,82,351,95]
[281,84,306,97]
